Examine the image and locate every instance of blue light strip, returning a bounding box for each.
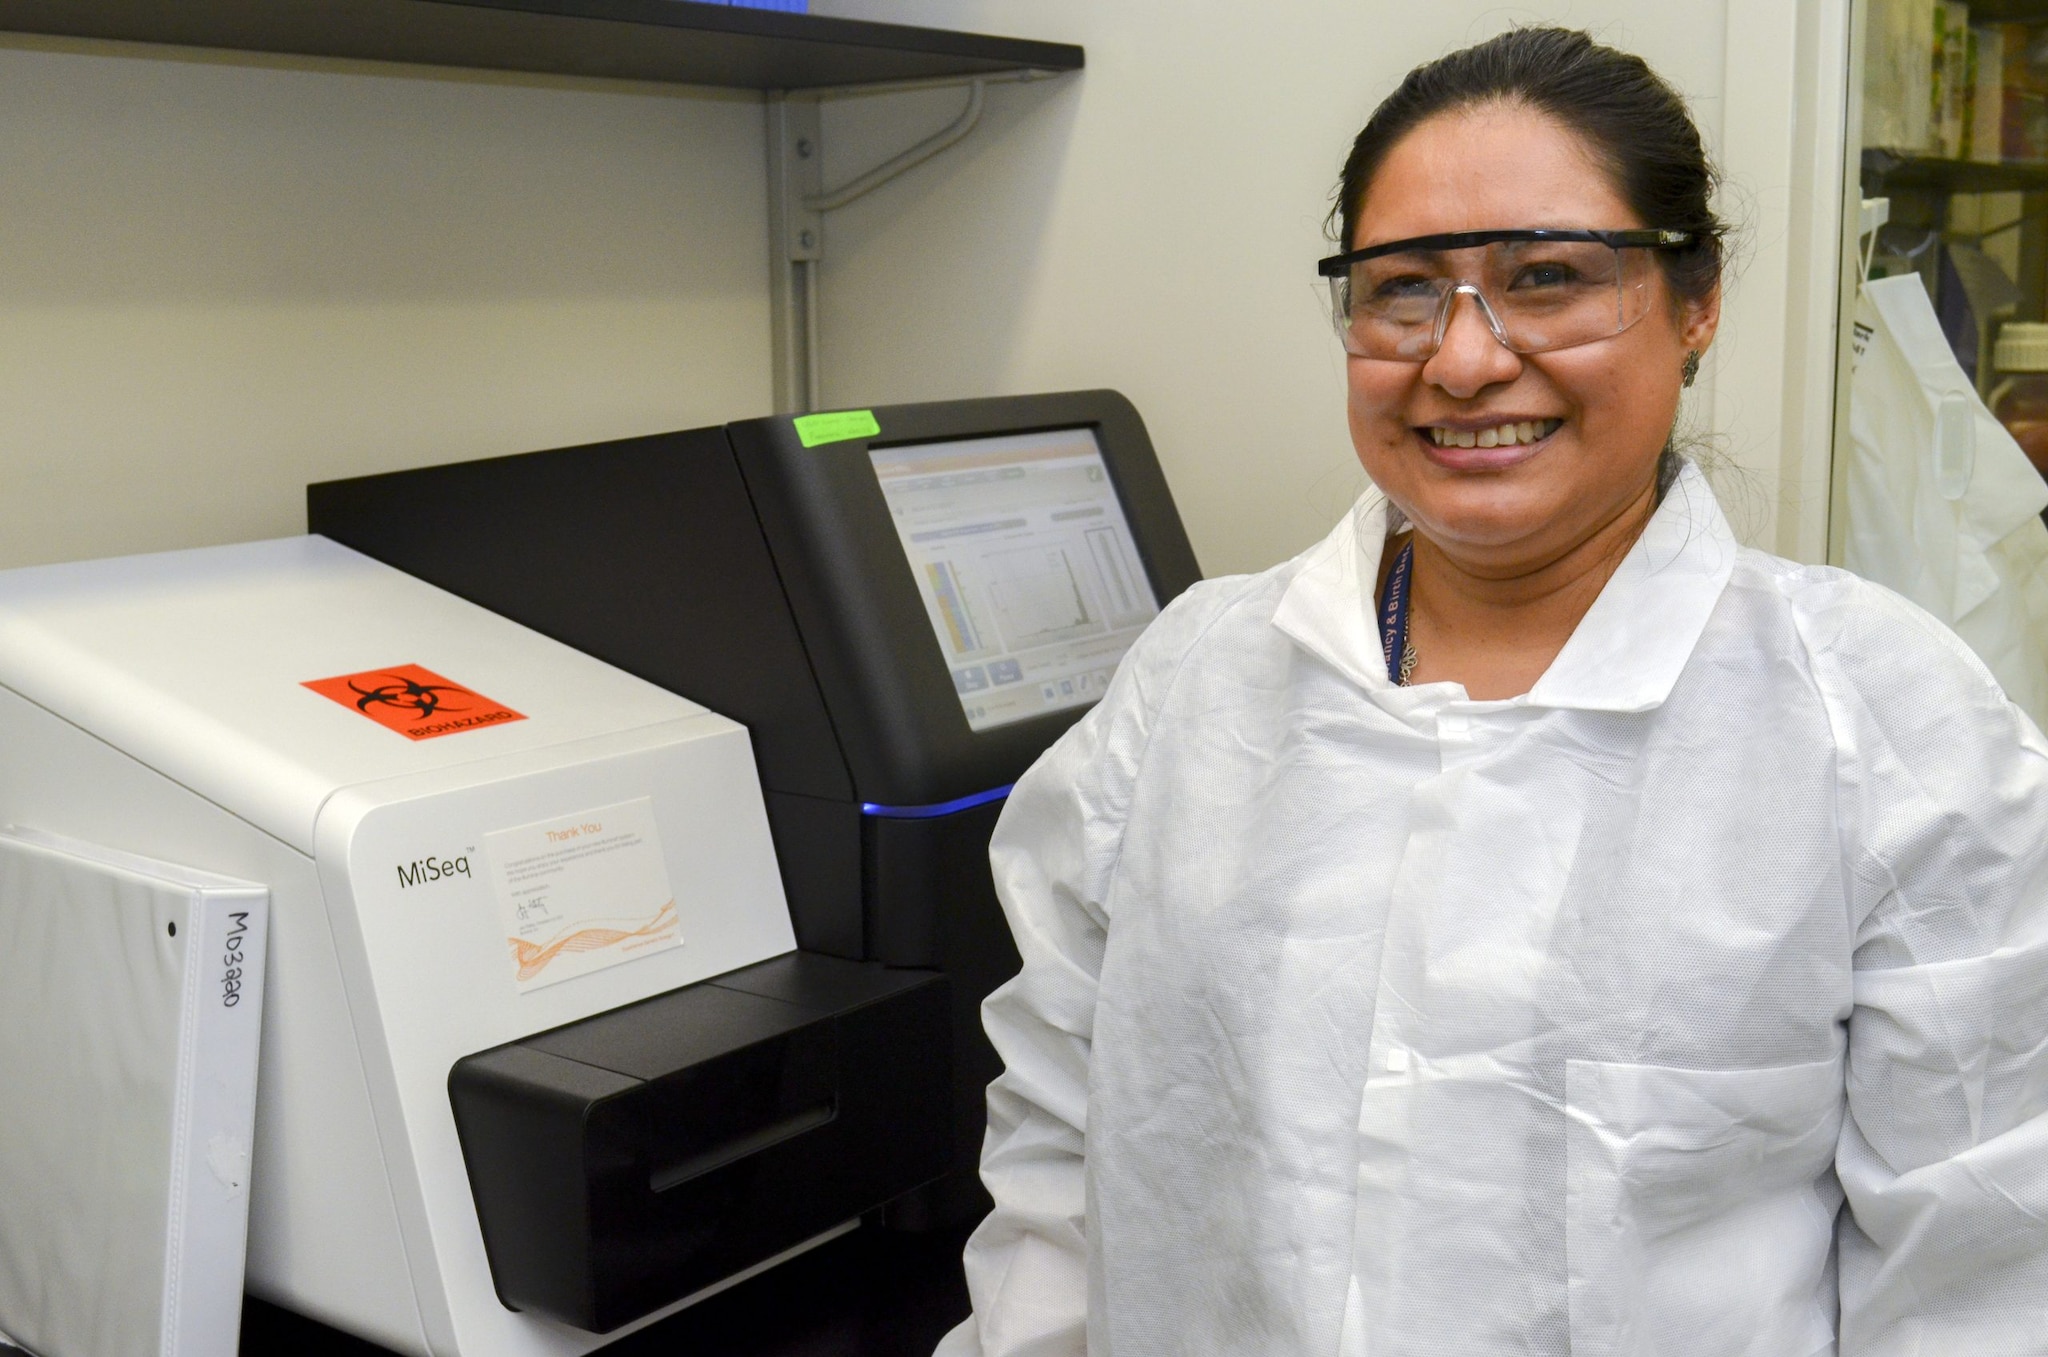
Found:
[861,784,1015,819]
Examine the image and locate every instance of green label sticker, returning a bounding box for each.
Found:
[793,409,882,448]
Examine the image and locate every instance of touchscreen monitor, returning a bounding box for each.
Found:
[869,428,1162,732]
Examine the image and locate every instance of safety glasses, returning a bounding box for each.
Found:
[1316,228,1695,361]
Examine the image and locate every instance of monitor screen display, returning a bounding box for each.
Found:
[870,428,1163,732]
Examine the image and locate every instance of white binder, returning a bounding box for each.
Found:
[0,828,268,1357]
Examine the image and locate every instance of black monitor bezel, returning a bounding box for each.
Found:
[726,390,1202,808]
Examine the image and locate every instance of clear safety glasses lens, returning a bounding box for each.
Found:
[1328,240,1662,361]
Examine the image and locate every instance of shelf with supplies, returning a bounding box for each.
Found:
[0,0,1084,91]
[1955,0,2048,22]
[1863,148,2048,196]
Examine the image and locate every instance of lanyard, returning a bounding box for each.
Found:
[1378,538,1416,685]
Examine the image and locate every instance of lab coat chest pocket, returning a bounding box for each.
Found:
[1565,1057,1844,1357]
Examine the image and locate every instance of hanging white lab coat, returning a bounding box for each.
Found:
[1848,272,2048,729]
[936,463,2048,1357]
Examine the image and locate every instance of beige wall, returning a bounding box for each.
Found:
[0,4,1837,579]
[0,37,771,571]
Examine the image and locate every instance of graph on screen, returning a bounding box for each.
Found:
[870,429,1161,731]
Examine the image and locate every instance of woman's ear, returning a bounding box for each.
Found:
[1681,285,1722,354]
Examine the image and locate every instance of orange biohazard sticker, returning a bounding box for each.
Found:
[302,664,526,741]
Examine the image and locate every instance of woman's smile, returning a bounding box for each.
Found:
[1416,416,1563,470]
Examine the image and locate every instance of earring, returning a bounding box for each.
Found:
[1681,350,1701,388]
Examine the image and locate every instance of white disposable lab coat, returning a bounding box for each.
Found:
[937,463,2048,1357]
[1847,273,2048,729]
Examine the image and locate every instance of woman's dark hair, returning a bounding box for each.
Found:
[1331,26,1727,308]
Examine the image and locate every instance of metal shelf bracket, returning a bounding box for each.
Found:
[768,70,1061,413]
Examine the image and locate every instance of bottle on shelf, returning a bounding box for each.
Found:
[1990,321,2048,478]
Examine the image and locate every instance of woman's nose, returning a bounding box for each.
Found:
[1421,290,1522,398]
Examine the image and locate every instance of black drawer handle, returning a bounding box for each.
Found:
[649,1101,838,1193]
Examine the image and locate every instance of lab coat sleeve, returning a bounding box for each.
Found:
[1803,577,2048,1356]
[935,585,1231,1357]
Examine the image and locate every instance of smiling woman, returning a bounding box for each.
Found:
[1324,27,1727,699]
[938,25,2048,1357]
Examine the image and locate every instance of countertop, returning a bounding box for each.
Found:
[237,1221,974,1356]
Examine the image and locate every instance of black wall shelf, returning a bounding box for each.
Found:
[1962,0,2048,22]
[0,0,1083,90]
[1863,148,2048,196]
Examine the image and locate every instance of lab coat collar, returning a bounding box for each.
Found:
[1270,460,1738,713]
